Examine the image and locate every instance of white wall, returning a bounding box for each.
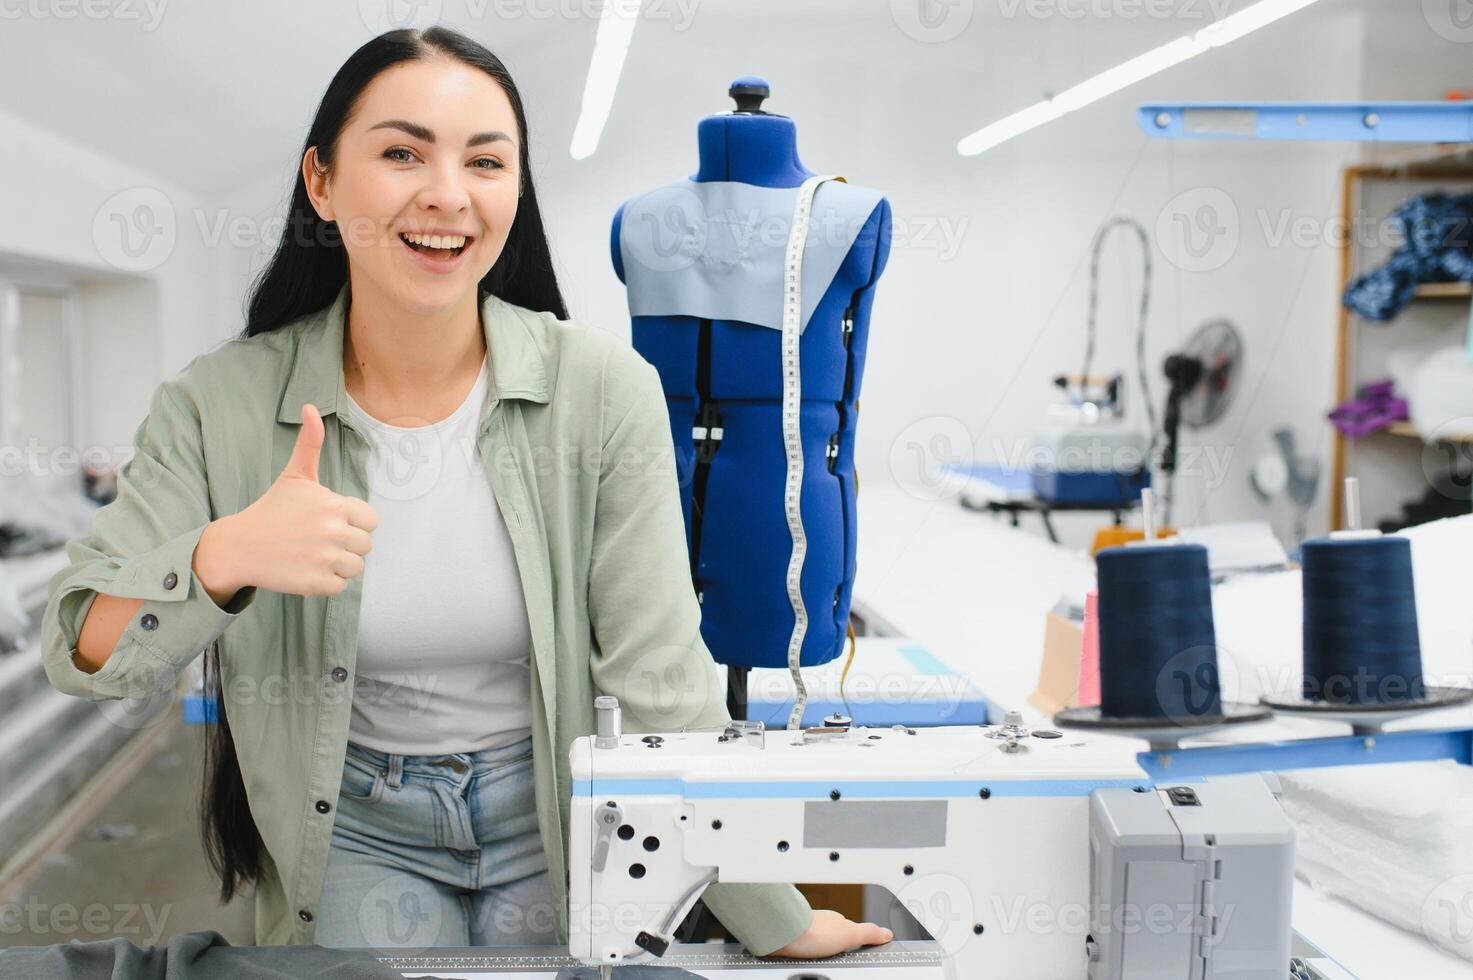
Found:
[517,3,1374,546]
[11,2,1473,547]
[0,106,231,465]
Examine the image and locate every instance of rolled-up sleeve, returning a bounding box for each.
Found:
[585,351,813,957]
[41,376,256,702]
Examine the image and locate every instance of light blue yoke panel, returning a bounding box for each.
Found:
[618,178,885,333]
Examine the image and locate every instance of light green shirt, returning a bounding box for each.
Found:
[40,281,813,953]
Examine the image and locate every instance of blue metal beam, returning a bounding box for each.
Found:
[1138,102,1473,143]
[1139,726,1473,781]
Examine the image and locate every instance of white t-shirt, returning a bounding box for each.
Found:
[343,357,533,755]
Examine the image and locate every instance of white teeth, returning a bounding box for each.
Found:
[401,232,467,249]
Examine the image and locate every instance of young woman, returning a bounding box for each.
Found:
[42,27,892,958]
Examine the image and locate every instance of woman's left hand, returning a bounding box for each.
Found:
[766,909,894,959]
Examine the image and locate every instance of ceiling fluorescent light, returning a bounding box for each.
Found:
[956,0,1325,157]
[1197,0,1321,47]
[570,0,642,160]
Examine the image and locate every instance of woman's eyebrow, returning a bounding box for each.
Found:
[368,119,515,148]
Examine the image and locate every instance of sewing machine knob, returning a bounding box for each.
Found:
[595,696,622,749]
[635,930,670,957]
[823,712,852,730]
[987,709,1031,742]
[592,801,623,872]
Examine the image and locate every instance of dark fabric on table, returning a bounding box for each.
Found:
[555,969,701,979]
[0,930,453,980]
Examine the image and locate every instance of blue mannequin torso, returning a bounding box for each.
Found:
[608,79,892,678]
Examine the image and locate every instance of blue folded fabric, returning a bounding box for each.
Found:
[1344,191,1473,322]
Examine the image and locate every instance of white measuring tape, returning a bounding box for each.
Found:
[783,174,844,731]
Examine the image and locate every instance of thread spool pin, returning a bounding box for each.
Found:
[1343,477,1361,532]
[1141,487,1156,542]
[595,695,622,749]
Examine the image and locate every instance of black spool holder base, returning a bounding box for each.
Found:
[1053,702,1272,752]
[1259,686,1473,736]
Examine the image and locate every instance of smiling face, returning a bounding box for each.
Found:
[303,56,522,314]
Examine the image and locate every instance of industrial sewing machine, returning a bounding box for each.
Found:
[567,698,1297,980]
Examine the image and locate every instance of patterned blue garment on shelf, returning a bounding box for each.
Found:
[1343,191,1473,322]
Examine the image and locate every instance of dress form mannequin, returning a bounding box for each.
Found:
[611,78,892,720]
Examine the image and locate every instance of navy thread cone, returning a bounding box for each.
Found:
[1301,535,1426,705]
[1096,542,1222,721]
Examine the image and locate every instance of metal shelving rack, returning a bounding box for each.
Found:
[1140,104,1473,530]
[1328,146,1473,529]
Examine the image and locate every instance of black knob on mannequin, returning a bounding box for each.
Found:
[729,76,770,114]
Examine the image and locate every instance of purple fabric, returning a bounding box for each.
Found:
[1328,379,1410,437]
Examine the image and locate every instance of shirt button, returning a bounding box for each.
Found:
[139,613,159,631]
[163,571,178,590]
[298,910,313,922]
[330,667,348,683]
[315,800,330,814]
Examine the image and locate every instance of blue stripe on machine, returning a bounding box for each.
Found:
[571,777,1148,799]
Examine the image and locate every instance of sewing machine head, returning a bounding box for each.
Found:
[568,702,1295,980]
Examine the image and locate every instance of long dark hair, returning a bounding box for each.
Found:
[202,26,567,903]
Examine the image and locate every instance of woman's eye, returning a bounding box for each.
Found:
[382,148,505,170]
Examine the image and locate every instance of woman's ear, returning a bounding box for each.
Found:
[302,146,334,222]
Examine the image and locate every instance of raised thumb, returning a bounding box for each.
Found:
[283,403,324,482]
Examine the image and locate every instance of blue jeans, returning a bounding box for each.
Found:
[313,734,555,951]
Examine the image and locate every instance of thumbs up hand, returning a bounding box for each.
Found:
[198,404,378,599]
[281,399,327,483]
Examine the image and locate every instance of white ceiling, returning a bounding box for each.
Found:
[0,0,1443,201]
